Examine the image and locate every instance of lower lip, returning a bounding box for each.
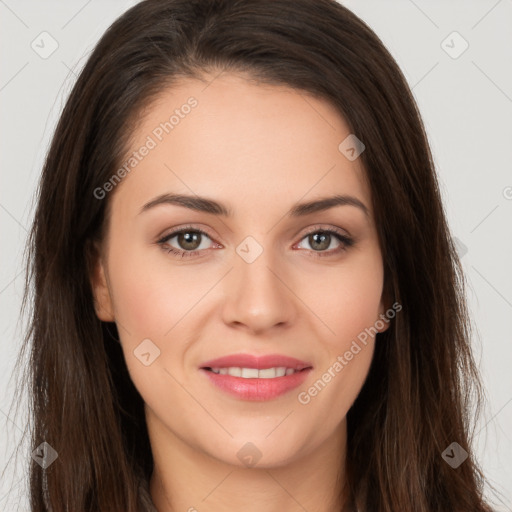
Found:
[200,368,312,401]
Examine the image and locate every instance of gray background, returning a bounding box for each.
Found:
[1,0,511,510]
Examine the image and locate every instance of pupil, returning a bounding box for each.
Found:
[311,232,329,251]
[179,232,200,250]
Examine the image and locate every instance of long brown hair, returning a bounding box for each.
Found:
[9,0,494,510]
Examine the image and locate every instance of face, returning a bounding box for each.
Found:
[91,72,390,469]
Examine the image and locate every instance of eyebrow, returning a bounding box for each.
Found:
[140,193,369,218]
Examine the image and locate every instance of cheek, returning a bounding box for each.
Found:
[106,247,192,401]
[299,339,375,437]
[107,243,191,340]
[301,249,383,408]
[298,261,382,424]
[105,244,213,387]
[314,246,385,349]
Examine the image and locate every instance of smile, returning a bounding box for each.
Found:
[206,366,303,378]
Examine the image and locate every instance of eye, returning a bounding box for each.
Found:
[294,226,354,258]
[156,225,355,259]
[157,225,218,258]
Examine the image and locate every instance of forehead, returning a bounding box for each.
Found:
[112,72,372,220]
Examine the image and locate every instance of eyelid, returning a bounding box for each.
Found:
[157,223,351,243]
[292,224,355,257]
[156,224,219,245]
[156,223,354,258]
[297,223,351,240]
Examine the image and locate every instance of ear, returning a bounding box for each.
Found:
[88,240,115,322]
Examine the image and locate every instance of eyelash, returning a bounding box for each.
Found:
[156,224,355,259]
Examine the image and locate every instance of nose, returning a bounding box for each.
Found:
[221,247,297,334]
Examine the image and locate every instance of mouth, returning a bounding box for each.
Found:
[202,366,310,378]
[199,353,313,401]
[200,353,312,372]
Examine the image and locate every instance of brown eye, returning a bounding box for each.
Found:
[174,231,204,251]
[295,228,354,258]
[307,231,332,251]
[157,227,217,258]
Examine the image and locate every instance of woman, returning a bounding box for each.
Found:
[13,0,494,510]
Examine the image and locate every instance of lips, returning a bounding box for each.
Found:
[199,353,313,401]
[200,353,312,371]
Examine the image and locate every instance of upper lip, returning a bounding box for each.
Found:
[200,353,313,371]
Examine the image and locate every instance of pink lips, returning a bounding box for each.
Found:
[200,353,313,401]
[200,353,312,371]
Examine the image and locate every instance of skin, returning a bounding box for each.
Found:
[91,72,390,512]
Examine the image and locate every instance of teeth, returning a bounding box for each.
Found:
[242,368,259,378]
[209,366,299,378]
